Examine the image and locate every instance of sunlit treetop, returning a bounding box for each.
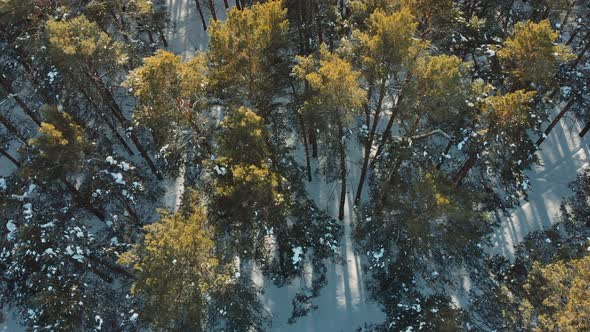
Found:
[351,7,425,78]
[46,15,128,70]
[25,105,88,179]
[294,44,365,123]
[482,90,537,129]
[498,19,574,89]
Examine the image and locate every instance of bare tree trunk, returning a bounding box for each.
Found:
[298,112,312,182]
[0,148,20,167]
[337,120,346,221]
[208,0,218,21]
[0,113,28,145]
[354,79,386,206]
[436,138,453,170]
[88,73,163,179]
[195,0,208,31]
[235,0,242,10]
[62,179,106,221]
[309,126,318,158]
[370,96,401,169]
[0,80,41,126]
[158,29,168,47]
[580,121,590,138]
[453,152,477,186]
[571,39,589,68]
[78,87,135,155]
[223,0,229,9]
[536,95,579,146]
[147,30,154,44]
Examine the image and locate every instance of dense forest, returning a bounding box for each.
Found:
[0,0,589,331]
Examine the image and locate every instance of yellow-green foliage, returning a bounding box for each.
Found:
[27,106,87,177]
[217,163,284,205]
[483,90,536,129]
[407,54,466,119]
[498,19,574,88]
[413,54,464,100]
[353,7,424,78]
[46,15,128,69]
[218,107,269,166]
[119,190,230,330]
[124,50,208,144]
[294,45,365,125]
[521,255,590,331]
[208,0,288,110]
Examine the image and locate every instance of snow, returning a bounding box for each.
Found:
[0,177,6,191]
[47,68,58,84]
[213,165,227,175]
[487,100,590,259]
[291,246,303,265]
[372,248,384,260]
[129,313,139,322]
[162,2,385,330]
[110,172,125,185]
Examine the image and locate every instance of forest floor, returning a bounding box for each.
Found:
[162,1,590,330]
[1,1,588,331]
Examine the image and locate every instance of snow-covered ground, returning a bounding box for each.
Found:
[164,1,385,329]
[487,106,589,259]
[1,1,587,330]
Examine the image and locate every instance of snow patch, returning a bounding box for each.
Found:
[292,246,303,265]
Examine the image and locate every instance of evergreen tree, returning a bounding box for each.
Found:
[124,50,210,172]
[498,19,574,90]
[207,0,289,118]
[294,44,365,220]
[45,15,163,179]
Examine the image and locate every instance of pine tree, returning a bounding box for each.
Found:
[124,50,209,171]
[294,44,365,220]
[207,0,289,118]
[498,19,574,90]
[349,6,424,205]
[45,15,163,179]
[212,107,285,261]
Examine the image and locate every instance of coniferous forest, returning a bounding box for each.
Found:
[1,0,589,331]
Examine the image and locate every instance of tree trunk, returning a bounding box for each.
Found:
[354,79,386,206]
[309,126,318,158]
[579,121,590,138]
[235,0,242,10]
[370,95,401,169]
[536,95,579,146]
[0,148,20,167]
[208,0,218,21]
[0,79,41,126]
[62,179,106,221]
[337,120,347,221]
[0,113,28,145]
[298,113,312,182]
[88,255,136,280]
[436,138,454,170]
[195,0,208,30]
[147,30,154,44]
[89,74,163,180]
[223,0,229,9]
[453,152,478,186]
[78,86,135,155]
[158,29,168,47]
[571,40,589,68]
